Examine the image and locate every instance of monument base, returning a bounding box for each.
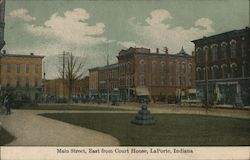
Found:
[131,103,155,125]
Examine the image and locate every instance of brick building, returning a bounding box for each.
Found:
[45,77,89,101]
[117,47,196,102]
[89,47,196,103]
[192,27,250,105]
[0,52,44,101]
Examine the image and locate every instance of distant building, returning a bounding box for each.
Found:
[45,77,89,100]
[0,52,44,101]
[98,63,119,99]
[191,27,250,105]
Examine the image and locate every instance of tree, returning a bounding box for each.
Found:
[57,52,85,102]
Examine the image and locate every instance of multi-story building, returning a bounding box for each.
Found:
[45,77,89,100]
[92,63,119,100]
[89,47,196,103]
[192,27,250,105]
[0,52,44,101]
[117,47,196,102]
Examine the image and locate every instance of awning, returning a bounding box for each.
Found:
[135,86,150,96]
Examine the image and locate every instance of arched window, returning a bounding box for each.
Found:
[139,60,145,86]
[160,62,167,86]
[188,64,192,76]
[211,66,218,79]
[241,42,246,57]
[196,68,202,80]
[231,63,238,78]
[152,61,157,85]
[230,40,237,58]
[221,42,227,59]
[168,62,173,86]
[211,45,218,62]
[195,48,201,64]
[187,64,192,86]
[221,64,229,79]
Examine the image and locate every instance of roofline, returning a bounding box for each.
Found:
[191,27,249,43]
[0,54,45,58]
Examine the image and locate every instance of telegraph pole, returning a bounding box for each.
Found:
[106,45,110,107]
[43,61,46,102]
[205,49,209,112]
[62,51,65,99]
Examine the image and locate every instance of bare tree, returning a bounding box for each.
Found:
[58,52,85,102]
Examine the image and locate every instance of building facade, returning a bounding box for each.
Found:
[89,67,100,99]
[45,77,89,100]
[117,47,196,102]
[192,27,250,105]
[0,52,44,101]
[89,47,196,103]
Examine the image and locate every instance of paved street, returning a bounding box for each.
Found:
[0,110,120,146]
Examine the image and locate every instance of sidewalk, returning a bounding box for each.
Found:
[70,102,250,119]
[0,110,120,146]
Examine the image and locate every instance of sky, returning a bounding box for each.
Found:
[3,0,249,79]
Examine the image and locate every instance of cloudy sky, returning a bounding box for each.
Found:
[3,0,249,79]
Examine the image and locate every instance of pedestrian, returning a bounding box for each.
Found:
[4,94,11,115]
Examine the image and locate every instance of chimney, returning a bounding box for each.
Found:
[156,48,159,53]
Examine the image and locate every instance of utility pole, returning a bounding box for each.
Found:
[62,51,65,99]
[106,45,110,107]
[205,48,209,112]
[43,61,46,102]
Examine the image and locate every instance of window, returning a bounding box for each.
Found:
[6,64,11,73]
[230,40,237,58]
[139,60,145,86]
[152,61,157,85]
[195,48,201,64]
[25,64,29,73]
[16,64,20,73]
[160,62,167,86]
[221,65,228,79]
[6,75,10,87]
[178,63,181,86]
[231,64,238,78]
[211,45,218,62]
[196,69,201,80]
[16,76,20,87]
[34,75,38,87]
[188,79,192,87]
[221,43,227,59]
[188,64,192,76]
[241,42,246,57]
[25,77,29,88]
[35,64,39,74]
[211,66,218,79]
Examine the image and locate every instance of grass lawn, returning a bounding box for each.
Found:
[0,128,15,145]
[17,105,129,111]
[41,113,250,146]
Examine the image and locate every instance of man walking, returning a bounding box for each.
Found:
[3,93,11,115]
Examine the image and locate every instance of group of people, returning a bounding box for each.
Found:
[1,93,11,115]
